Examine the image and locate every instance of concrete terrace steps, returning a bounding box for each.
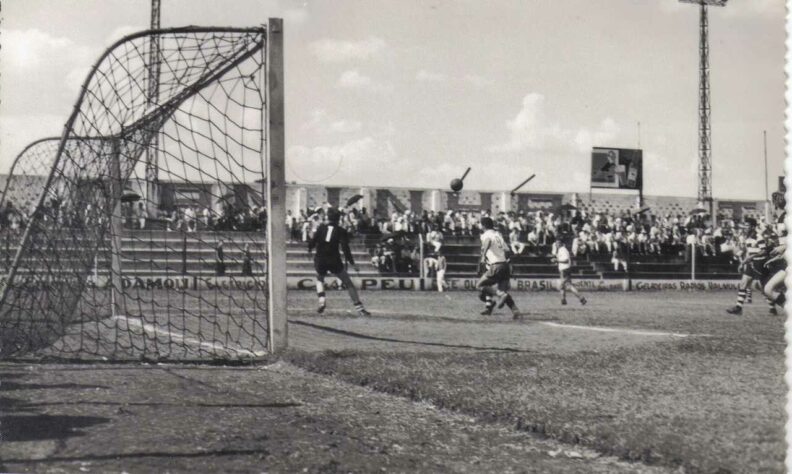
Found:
[0,230,742,280]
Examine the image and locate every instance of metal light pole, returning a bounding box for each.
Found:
[145,0,162,215]
[763,130,769,221]
[679,0,727,224]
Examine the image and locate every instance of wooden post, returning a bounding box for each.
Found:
[110,138,127,316]
[266,18,288,353]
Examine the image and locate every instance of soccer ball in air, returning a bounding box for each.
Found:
[450,178,463,192]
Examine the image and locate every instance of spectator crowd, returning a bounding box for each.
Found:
[285,202,772,275]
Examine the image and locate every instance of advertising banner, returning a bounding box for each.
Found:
[591,147,643,190]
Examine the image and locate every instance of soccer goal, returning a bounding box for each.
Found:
[0,20,287,361]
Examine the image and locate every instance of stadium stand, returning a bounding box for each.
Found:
[0,181,766,281]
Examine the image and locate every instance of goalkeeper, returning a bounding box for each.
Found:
[308,208,370,316]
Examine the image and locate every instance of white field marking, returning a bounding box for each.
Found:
[290,307,448,318]
[112,315,267,358]
[539,321,691,338]
[290,307,699,337]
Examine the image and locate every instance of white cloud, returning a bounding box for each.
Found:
[301,109,328,131]
[338,70,372,88]
[490,93,621,155]
[1,28,93,71]
[416,70,447,82]
[287,137,404,185]
[329,120,363,133]
[463,74,494,88]
[310,37,386,63]
[337,70,392,93]
[104,25,145,46]
[301,109,361,134]
[0,114,66,174]
[573,117,621,153]
[483,93,627,193]
[723,0,782,18]
[282,7,309,25]
[0,28,97,120]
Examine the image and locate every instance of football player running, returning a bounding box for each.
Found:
[476,217,521,319]
[761,192,787,313]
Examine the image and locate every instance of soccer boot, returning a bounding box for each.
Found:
[769,307,778,316]
[317,302,326,314]
[358,308,371,317]
[561,298,567,305]
[726,306,742,315]
[480,306,494,316]
[580,297,587,306]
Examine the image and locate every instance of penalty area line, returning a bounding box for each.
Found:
[539,321,691,338]
[112,315,267,358]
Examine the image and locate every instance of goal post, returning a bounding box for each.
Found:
[0,22,287,361]
[266,18,288,353]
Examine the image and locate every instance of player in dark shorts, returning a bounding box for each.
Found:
[729,230,777,315]
[727,219,763,315]
[308,208,370,316]
[761,191,787,314]
[476,217,520,319]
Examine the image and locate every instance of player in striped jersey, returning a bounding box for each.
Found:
[477,217,520,319]
[728,220,775,315]
[727,219,760,314]
[760,192,787,312]
[308,208,370,316]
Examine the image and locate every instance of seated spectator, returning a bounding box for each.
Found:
[510,226,527,256]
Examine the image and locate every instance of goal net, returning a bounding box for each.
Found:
[0,24,284,361]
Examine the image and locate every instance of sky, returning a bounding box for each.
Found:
[0,0,785,200]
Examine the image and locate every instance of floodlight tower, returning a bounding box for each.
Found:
[145,0,162,213]
[679,0,727,220]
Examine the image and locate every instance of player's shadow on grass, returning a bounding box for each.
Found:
[0,414,109,442]
[2,448,274,466]
[0,378,109,392]
[13,400,302,409]
[291,320,534,353]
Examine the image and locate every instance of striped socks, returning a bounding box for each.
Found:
[736,289,746,308]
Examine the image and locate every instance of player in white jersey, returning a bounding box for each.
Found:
[554,239,587,306]
[477,217,520,319]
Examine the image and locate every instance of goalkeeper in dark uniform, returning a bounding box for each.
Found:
[309,207,370,316]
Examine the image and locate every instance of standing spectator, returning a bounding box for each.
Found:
[241,243,253,276]
[136,202,147,230]
[202,207,212,230]
[215,240,226,276]
[612,233,628,272]
[184,206,196,232]
[286,210,297,242]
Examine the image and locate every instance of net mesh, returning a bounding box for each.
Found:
[0,137,61,220]
[0,27,270,361]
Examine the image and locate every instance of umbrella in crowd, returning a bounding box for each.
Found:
[120,189,141,203]
[346,194,364,207]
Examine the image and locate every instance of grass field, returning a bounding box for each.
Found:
[0,289,786,473]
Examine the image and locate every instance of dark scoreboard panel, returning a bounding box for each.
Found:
[591,147,642,190]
